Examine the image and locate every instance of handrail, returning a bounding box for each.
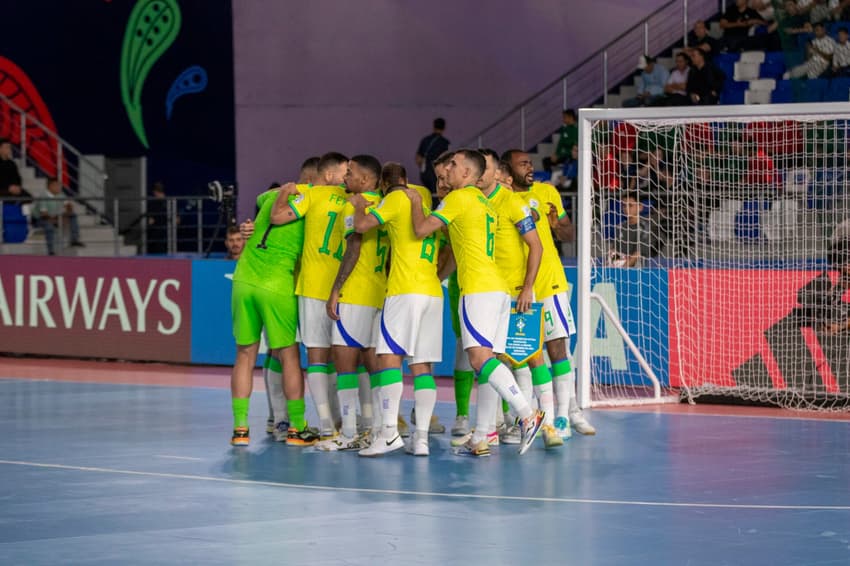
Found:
[462,0,720,149]
[0,94,106,183]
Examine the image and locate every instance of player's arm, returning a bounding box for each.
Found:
[437,242,456,281]
[351,194,381,234]
[550,210,575,242]
[326,232,362,321]
[517,222,542,313]
[270,183,301,225]
[406,188,445,238]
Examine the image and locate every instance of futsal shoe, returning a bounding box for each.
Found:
[518,410,545,455]
[266,417,275,434]
[451,415,470,437]
[286,426,320,447]
[542,424,564,448]
[231,427,250,446]
[570,412,596,435]
[272,420,291,443]
[454,437,490,457]
[450,429,499,447]
[410,408,446,434]
[404,431,430,456]
[397,416,410,438]
[554,416,572,440]
[317,432,371,452]
[499,422,521,445]
[358,432,404,457]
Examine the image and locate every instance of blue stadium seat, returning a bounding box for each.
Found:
[760,61,785,79]
[720,81,747,105]
[798,78,828,102]
[771,79,793,103]
[734,200,767,240]
[763,51,785,66]
[826,77,850,102]
[2,203,29,243]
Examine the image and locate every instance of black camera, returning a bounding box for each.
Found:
[208,181,236,226]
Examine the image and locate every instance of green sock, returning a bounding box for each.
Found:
[531,364,553,385]
[287,398,306,430]
[232,397,249,429]
[502,399,509,413]
[454,369,474,416]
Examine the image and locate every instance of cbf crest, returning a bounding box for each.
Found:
[504,301,544,365]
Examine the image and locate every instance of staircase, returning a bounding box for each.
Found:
[2,160,137,257]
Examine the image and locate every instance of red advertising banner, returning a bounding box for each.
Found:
[669,269,849,390]
[0,256,192,362]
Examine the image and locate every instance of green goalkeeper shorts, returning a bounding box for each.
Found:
[232,281,298,349]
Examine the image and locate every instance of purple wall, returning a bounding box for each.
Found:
[234,0,677,213]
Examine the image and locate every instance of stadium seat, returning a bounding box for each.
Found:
[734,200,767,240]
[762,200,799,241]
[771,79,793,103]
[784,168,810,196]
[708,200,743,242]
[797,78,828,102]
[720,81,747,104]
[759,60,785,80]
[826,77,850,102]
[763,51,785,66]
[2,203,29,243]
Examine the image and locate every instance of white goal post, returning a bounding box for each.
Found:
[576,102,850,411]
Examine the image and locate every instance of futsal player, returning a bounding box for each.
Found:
[407,149,545,457]
[503,149,596,438]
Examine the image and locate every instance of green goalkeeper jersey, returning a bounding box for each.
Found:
[232,188,304,295]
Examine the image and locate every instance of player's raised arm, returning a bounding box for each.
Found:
[406,188,444,239]
[270,182,302,225]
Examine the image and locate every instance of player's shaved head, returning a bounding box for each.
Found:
[381,162,408,190]
[350,154,382,181]
[455,149,486,180]
[317,152,349,173]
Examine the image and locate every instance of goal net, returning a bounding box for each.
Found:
[576,103,850,411]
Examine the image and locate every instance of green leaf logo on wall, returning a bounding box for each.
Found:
[120,0,182,148]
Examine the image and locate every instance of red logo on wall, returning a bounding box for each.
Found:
[0,257,192,363]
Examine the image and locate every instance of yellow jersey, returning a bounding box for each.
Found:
[487,184,535,295]
[408,184,433,212]
[290,184,348,300]
[368,189,442,298]
[339,191,387,308]
[431,185,508,296]
[515,183,568,300]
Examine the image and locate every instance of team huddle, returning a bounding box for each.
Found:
[229,148,595,458]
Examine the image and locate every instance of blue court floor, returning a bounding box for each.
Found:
[1,375,850,565]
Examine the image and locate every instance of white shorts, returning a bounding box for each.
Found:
[332,303,380,349]
[298,296,333,348]
[542,292,576,342]
[377,294,443,364]
[459,292,510,354]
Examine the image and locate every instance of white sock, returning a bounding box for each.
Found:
[513,365,534,418]
[486,361,533,421]
[328,369,340,425]
[472,381,499,444]
[534,381,555,426]
[338,388,359,438]
[413,374,437,435]
[551,357,574,420]
[306,365,333,433]
[267,362,288,425]
[380,380,403,439]
[358,369,373,430]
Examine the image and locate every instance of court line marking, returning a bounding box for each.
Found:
[152,455,205,461]
[1,459,849,511]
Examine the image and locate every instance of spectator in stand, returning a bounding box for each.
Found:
[832,0,850,20]
[784,1,814,35]
[832,27,850,75]
[555,144,579,190]
[0,138,31,201]
[687,20,721,61]
[809,0,834,23]
[784,22,836,78]
[658,52,691,106]
[720,0,767,52]
[751,0,776,22]
[623,56,669,107]
[543,109,578,173]
[687,49,724,105]
[31,177,84,255]
[609,191,659,267]
[415,117,450,193]
[225,225,245,260]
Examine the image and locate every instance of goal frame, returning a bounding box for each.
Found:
[576,102,850,409]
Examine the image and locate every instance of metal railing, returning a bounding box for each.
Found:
[0,93,108,214]
[1,195,230,257]
[462,0,720,151]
